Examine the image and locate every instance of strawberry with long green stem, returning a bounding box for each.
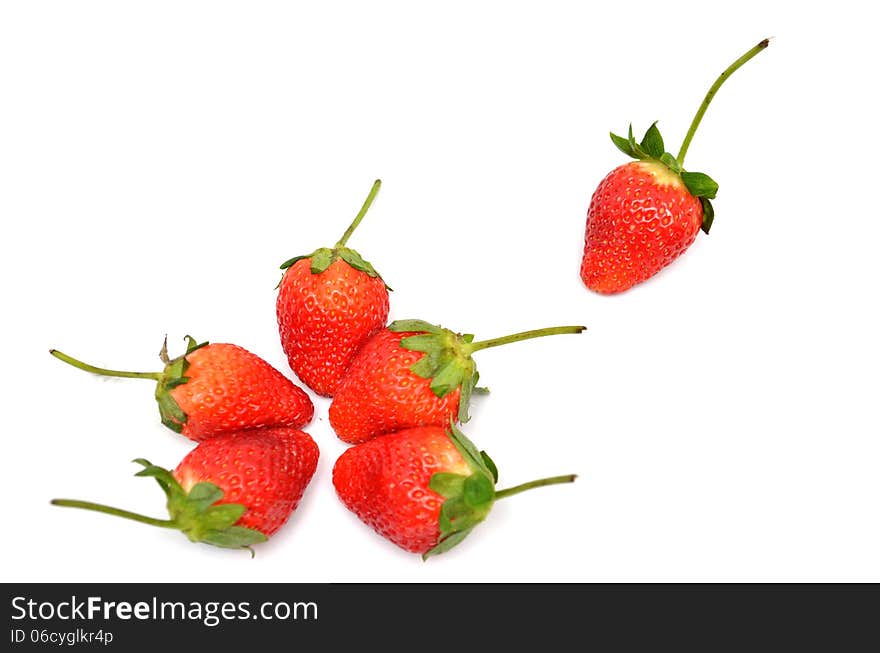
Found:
[329,320,585,443]
[52,427,319,552]
[50,336,313,440]
[333,424,576,558]
[580,38,770,294]
[277,179,391,397]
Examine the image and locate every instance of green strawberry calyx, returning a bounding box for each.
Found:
[424,423,499,559]
[279,179,390,289]
[610,122,718,234]
[609,38,770,235]
[155,335,208,433]
[423,422,577,560]
[279,245,385,284]
[50,336,209,434]
[51,459,268,554]
[388,320,586,423]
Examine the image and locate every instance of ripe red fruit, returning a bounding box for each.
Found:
[277,179,390,397]
[50,336,314,440]
[329,320,585,444]
[581,39,770,294]
[52,427,320,551]
[333,424,575,558]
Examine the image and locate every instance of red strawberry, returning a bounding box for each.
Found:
[329,320,585,444]
[333,424,575,558]
[581,38,770,294]
[277,179,390,397]
[52,427,319,551]
[50,336,314,440]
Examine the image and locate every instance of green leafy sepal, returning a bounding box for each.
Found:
[609,122,719,233]
[388,320,481,422]
[423,423,499,559]
[133,459,267,552]
[279,246,389,289]
[154,335,208,433]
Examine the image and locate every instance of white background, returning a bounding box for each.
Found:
[1,1,877,583]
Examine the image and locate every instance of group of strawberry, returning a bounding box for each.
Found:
[51,180,584,558]
[50,39,769,559]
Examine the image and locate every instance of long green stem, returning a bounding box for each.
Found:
[49,349,161,381]
[51,499,177,529]
[676,38,770,166]
[335,179,382,247]
[468,325,585,353]
[495,474,577,500]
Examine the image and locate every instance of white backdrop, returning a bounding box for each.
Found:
[1,1,877,582]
